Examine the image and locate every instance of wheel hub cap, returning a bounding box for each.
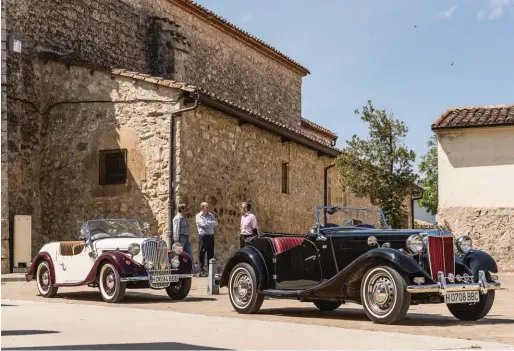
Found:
[42,272,49,286]
[106,274,115,290]
[373,282,388,305]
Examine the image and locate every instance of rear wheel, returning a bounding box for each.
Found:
[360,265,411,324]
[98,263,126,303]
[36,261,58,298]
[166,278,192,300]
[313,300,342,311]
[447,291,495,321]
[228,262,264,314]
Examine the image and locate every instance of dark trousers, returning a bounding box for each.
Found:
[198,235,214,271]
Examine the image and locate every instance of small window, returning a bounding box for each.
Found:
[281,162,289,194]
[99,149,127,185]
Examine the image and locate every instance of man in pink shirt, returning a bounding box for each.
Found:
[240,202,258,248]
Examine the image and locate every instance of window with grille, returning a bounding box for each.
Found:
[281,162,289,194]
[99,149,127,185]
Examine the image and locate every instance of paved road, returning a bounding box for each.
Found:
[2,299,513,350]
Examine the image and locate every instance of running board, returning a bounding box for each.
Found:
[260,289,302,297]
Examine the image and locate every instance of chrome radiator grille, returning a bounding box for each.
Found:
[142,239,169,270]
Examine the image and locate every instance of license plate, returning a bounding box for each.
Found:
[444,291,480,304]
[150,275,179,284]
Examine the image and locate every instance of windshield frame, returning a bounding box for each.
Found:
[314,206,389,230]
[81,219,145,241]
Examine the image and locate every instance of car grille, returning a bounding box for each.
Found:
[142,239,169,270]
[427,234,455,280]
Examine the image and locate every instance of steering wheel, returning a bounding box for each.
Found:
[91,233,110,241]
[117,232,136,238]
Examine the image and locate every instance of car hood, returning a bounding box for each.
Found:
[93,237,150,251]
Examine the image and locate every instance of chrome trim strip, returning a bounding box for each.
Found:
[407,270,501,295]
[120,273,196,282]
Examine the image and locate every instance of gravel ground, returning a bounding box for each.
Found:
[2,273,513,345]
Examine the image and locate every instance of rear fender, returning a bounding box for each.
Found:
[219,246,268,289]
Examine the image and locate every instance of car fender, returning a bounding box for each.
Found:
[219,246,268,289]
[82,251,147,284]
[168,251,193,275]
[25,252,56,284]
[463,250,498,280]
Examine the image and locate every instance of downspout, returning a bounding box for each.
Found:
[411,189,424,229]
[167,92,199,248]
[323,164,336,225]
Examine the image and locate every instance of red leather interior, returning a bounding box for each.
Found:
[271,236,305,255]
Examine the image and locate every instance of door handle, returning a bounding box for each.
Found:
[305,255,316,261]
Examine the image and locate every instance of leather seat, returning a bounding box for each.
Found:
[271,236,305,255]
[60,241,85,256]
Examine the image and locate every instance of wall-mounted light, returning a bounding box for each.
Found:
[7,34,24,53]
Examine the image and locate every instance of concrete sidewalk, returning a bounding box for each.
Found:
[2,274,26,282]
[2,299,513,350]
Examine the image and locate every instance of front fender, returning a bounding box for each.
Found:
[168,251,193,274]
[463,250,498,281]
[219,246,268,289]
[25,252,55,284]
[83,251,147,284]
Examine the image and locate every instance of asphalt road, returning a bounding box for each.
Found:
[2,299,512,350]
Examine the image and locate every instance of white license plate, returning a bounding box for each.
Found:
[150,275,179,284]
[444,291,480,304]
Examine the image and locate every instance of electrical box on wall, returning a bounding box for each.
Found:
[13,215,32,273]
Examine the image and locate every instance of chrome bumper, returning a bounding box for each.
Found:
[120,273,196,282]
[407,270,501,295]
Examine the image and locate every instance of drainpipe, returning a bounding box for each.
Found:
[167,93,199,248]
[323,164,336,225]
[411,189,424,229]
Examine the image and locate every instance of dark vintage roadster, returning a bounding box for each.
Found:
[216,206,502,324]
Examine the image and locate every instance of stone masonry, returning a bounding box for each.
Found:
[1,0,8,273]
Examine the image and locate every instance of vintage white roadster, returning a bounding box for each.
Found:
[26,219,194,303]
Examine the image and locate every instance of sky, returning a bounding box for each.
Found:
[195,0,514,168]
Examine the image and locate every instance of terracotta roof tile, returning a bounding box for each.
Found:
[170,0,309,76]
[301,118,337,139]
[432,104,514,130]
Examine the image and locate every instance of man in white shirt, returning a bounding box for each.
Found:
[195,202,217,277]
[240,202,258,248]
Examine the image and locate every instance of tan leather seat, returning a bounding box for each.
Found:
[60,241,85,256]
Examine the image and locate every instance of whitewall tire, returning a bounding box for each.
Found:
[36,261,58,298]
[228,263,264,314]
[98,263,126,303]
[360,265,411,324]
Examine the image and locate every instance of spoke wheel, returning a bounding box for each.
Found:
[166,278,192,300]
[36,261,58,298]
[228,263,263,314]
[361,266,411,324]
[99,263,126,303]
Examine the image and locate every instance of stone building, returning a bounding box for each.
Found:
[432,104,514,271]
[2,0,413,272]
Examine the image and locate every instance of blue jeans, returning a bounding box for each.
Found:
[178,235,194,262]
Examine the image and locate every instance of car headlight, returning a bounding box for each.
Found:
[172,242,183,255]
[171,256,180,269]
[406,234,423,255]
[128,243,140,257]
[456,235,473,254]
[144,260,154,270]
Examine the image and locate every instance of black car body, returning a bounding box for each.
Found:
[217,206,502,324]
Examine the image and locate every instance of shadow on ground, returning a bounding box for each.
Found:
[2,330,60,336]
[258,307,514,327]
[2,342,228,350]
[53,291,216,304]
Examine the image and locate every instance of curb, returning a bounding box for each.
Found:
[2,275,27,283]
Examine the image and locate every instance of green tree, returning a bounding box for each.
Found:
[418,134,438,215]
[335,101,417,228]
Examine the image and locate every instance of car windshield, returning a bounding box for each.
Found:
[85,219,144,239]
[315,206,389,230]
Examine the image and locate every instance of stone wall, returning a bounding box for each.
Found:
[6,0,302,128]
[1,0,9,273]
[439,207,514,271]
[11,61,180,255]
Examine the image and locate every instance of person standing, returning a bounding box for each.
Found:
[240,202,258,248]
[172,204,194,260]
[195,202,217,277]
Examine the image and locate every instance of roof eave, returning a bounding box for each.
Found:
[432,122,514,132]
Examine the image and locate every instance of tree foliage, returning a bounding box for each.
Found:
[335,101,417,228]
[418,134,438,215]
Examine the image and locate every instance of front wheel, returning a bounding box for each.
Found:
[360,265,411,324]
[313,300,342,311]
[447,291,495,321]
[36,261,58,298]
[166,278,192,300]
[98,263,126,303]
[228,262,264,314]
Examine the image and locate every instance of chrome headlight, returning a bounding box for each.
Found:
[144,260,154,270]
[128,243,140,257]
[172,242,183,255]
[406,234,423,255]
[456,235,473,254]
[171,256,180,269]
